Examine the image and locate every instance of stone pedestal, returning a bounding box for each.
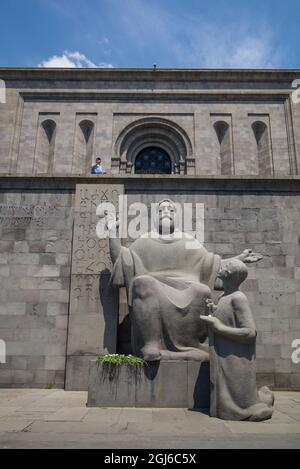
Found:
[87,359,210,409]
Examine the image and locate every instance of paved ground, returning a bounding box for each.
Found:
[0,389,300,449]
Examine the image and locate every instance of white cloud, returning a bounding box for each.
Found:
[39,51,113,68]
[42,0,283,69]
[106,0,282,68]
[228,36,276,68]
[185,27,281,69]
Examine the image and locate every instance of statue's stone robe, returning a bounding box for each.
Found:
[209,295,274,421]
[110,232,221,359]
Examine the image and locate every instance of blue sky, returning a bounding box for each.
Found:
[0,0,299,69]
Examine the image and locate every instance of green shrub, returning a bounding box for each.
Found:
[96,354,145,366]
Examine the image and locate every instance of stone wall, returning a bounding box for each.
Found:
[0,176,299,390]
[10,99,294,177]
[0,182,74,388]
[0,69,299,177]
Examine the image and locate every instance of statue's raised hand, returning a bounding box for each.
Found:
[98,209,119,231]
[105,213,120,233]
[97,208,120,236]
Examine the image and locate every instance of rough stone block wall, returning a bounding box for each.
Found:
[0,187,74,388]
[1,69,298,178]
[14,99,291,177]
[0,177,299,390]
[204,194,300,390]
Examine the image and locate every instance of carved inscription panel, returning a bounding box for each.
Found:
[0,203,71,230]
[66,184,124,369]
[72,185,123,275]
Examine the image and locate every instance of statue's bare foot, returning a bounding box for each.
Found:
[248,404,273,422]
[258,386,275,407]
[141,344,161,362]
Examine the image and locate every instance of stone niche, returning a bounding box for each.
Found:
[65,184,124,390]
[88,359,210,409]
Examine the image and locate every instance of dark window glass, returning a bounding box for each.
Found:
[134,147,172,174]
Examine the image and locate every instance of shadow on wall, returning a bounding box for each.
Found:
[117,314,132,355]
[99,269,119,354]
[192,362,210,410]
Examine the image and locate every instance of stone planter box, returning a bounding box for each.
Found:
[87,359,210,409]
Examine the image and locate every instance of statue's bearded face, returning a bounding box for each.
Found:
[158,201,176,235]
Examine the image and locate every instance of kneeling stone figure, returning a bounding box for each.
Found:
[200,259,274,422]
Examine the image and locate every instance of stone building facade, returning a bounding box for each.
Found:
[0,68,299,390]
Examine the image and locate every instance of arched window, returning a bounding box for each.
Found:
[213,121,233,175]
[35,119,56,174]
[134,147,172,174]
[114,117,193,175]
[73,120,95,173]
[252,121,273,176]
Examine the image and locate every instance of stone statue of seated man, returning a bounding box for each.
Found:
[200,259,274,421]
[107,199,262,362]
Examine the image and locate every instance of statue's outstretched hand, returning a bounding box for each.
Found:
[241,249,263,264]
[200,315,222,332]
